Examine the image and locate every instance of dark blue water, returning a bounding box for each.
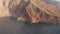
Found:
[0,16,60,34]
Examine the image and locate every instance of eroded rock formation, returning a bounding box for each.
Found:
[25,0,60,23]
[0,0,60,23]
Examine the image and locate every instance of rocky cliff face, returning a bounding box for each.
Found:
[25,0,60,23]
[0,0,20,17]
[0,0,60,23]
[0,0,10,17]
[0,0,30,18]
[0,0,60,17]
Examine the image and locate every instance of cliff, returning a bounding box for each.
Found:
[25,0,60,23]
[0,0,60,23]
[0,0,20,17]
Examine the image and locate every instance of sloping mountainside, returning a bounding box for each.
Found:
[0,0,60,23]
[44,0,60,9]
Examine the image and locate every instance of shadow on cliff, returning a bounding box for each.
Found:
[8,0,30,19]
